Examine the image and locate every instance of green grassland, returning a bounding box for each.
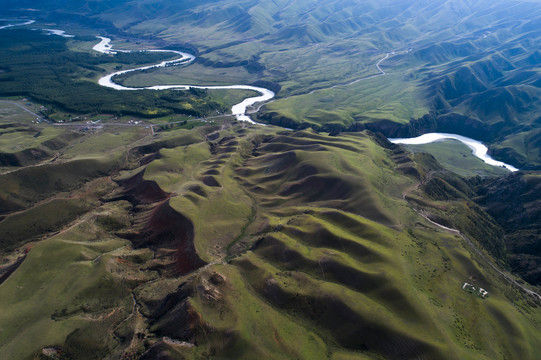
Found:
[0,200,144,360]
[398,140,510,177]
[260,72,429,130]
[0,197,98,251]
[0,153,124,212]
[0,125,210,358]
[0,127,68,153]
[132,125,541,359]
[0,29,234,120]
[115,62,260,87]
[490,128,541,170]
[0,123,540,359]
[1,1,541,358]
[0,100,42,125]
[0,126,72,168]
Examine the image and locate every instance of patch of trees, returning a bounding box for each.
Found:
[0,29,223,118]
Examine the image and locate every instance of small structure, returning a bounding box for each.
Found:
[462,282,489,299]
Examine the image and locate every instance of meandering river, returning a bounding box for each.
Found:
[390,133,519,172]
[94,38,518,171]
[93,37,274,123]
[0,22,518,171]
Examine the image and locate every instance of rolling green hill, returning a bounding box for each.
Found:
[2,1,541,359]
[0,122,540,359]
[4,1,541,169]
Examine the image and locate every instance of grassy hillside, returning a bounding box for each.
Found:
[1,2,541,359]
[4,0,541,167]
[475,172,541,285]
[0,122,540,359]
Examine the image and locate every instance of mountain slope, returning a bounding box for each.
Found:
[1,2,541,358]
[1,124,540,359]
[4,0,541,167]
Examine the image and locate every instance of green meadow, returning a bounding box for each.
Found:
[0,121,540,359]
[399,140,510,177]
[1,0,541,358]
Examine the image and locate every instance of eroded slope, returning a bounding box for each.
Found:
[0,124,540,360]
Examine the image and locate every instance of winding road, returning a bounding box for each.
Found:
[419,211,541,302]
[0,19,34,30]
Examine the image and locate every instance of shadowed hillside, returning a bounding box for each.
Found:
[1,1,541,359]
[476,172,541,285]
[4,0,541,167]
[1,123,540,359]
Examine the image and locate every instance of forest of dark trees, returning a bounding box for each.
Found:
[0,29,224,118]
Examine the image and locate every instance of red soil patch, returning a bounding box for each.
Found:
[115,257,128,264]
[115,170,205,275]
[116,170,170,204]
[136,200,206,275]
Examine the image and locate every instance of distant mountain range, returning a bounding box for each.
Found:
[19,0,532,166]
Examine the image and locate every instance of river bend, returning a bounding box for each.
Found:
[93,37,274,123]
[390,133,519,172]
[0,23,519,171]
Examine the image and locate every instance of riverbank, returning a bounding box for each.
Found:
[390,133,519,172]
[93,37,274,124]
